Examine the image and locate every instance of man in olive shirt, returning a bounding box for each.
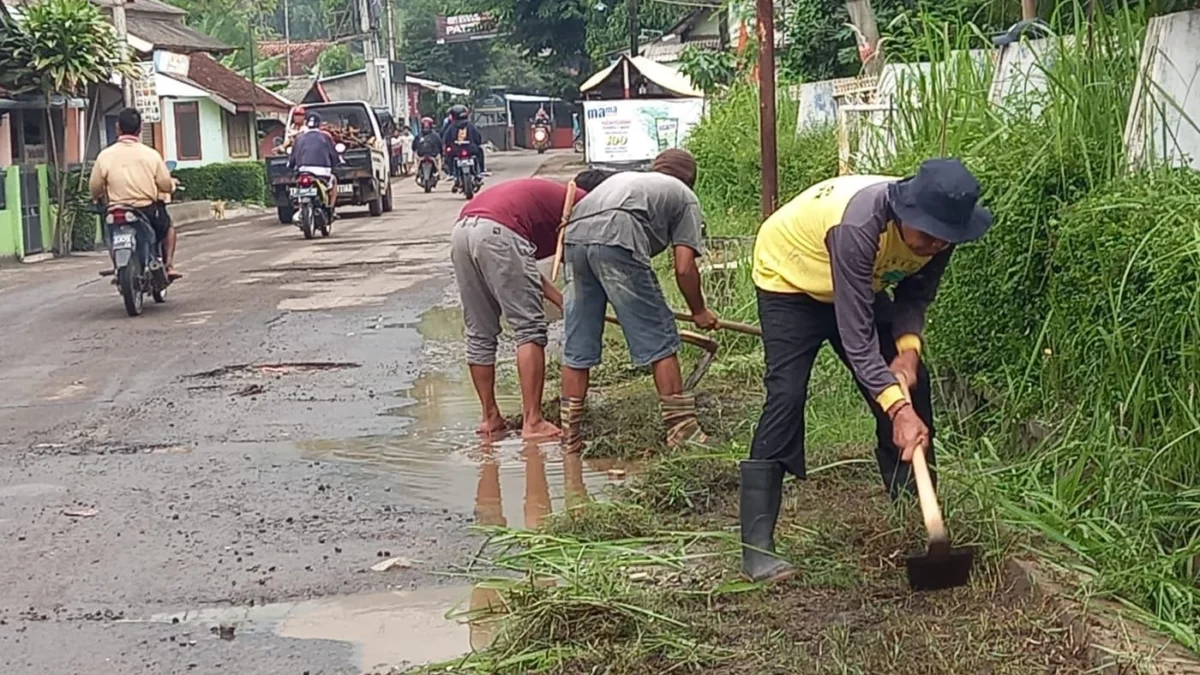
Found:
[559,149,718,452]
[740,159,992,582]
[89,108,180,276]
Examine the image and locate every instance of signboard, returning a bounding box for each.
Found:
[435,13,499,44]
[583,98,704,164]
[132,62,160,123]
[153,50,190,78]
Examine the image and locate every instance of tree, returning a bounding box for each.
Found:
[315,43,365,76]
[678,44,736,96]
[13,0,134,255]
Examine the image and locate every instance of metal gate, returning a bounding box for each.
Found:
[19,166,43,255]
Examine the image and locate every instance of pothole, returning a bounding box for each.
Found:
[146,585,501,672]
[186,362,361,379]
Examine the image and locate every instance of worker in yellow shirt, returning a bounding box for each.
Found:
[740,158,992,583]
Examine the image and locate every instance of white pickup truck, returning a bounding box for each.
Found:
[266,101,394,223]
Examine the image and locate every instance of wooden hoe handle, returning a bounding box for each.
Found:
[897,375,949,552]
[550,181,578,283]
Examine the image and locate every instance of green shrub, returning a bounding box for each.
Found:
[686,84,838,225]
[173,162,267,205]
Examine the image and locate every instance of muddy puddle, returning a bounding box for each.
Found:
[149,584,501,672]
[299,369,628,529]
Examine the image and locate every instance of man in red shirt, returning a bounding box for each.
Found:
[450,173,606,439]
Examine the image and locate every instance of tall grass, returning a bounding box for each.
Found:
[683,1,1200,649]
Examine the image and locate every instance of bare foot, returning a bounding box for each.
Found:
[522,419,562,440]
[167,267,183,280]
[476,416,507,436]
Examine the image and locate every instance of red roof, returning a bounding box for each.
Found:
[258,40,330,77]
[185,52,292,113]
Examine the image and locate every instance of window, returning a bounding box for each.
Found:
[226,112,252,158]
[174,101,202,160]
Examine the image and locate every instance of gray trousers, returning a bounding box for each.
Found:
[450,216,548,366]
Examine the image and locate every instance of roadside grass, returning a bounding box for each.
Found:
[413,350,1094,675]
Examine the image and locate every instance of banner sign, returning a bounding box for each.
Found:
[132,62,161,123]
[582,98,704,164]
[435,13,499,44]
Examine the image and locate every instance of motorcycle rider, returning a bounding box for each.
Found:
[89,107,181,279]
[443,104,487,178]
[288,112,341,218]
[412,116,444,181]
[280,105,308,152]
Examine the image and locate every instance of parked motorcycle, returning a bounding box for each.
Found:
[289,142,345,239]
[104,205,172,317]
[449,142,481,200]
[532,122,551,154]
[416,155,439,193]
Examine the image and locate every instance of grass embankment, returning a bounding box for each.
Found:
[418,6,1198,672]
[422,349,1092,674]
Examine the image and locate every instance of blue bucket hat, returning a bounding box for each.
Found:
[886,158,993,243]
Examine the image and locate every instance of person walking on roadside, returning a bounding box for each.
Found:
[738,158,993,583]
[558,149,718,453]
[450,172,609,439]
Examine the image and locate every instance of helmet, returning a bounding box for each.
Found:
[420,116,434,130]
[449,104,469,121]
[304,112,321,129]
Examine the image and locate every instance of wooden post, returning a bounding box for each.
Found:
[756,0,777,217]
[629,0,640,57]
[845,0,883,76]
[1021,0,1037,20]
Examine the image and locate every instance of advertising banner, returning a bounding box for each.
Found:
[435,13,500,44]
[583,98,703,164]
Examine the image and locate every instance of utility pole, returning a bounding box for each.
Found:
[845,0,883,76]
[358,0,380,106]
[385,0,397,61]
[283,0,293,78]
[628,0,639,57]
[756,0,777,217]
[1021,0,1037,20]
[249,15,260,156]
[113,0,133,106]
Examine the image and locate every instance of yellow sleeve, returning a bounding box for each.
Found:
[895,333,922,354]
[875,384,905,413]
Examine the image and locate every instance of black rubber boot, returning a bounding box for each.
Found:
[739,460,797,583]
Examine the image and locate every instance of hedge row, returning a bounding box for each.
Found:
[173,162,268,205]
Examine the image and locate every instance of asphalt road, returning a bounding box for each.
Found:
[0,150,612,674]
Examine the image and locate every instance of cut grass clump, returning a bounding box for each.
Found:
[540,499,658,542]
[627,450,741,517]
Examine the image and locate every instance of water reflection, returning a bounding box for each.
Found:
[298,369,631,529]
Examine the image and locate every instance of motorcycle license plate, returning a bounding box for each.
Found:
[457,159,474,169]
[337,184,354,194]
[112,232,135,249]
[290,187,317,198]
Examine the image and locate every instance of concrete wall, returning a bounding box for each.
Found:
[1125,10,1200,170]
[161,98,230,168]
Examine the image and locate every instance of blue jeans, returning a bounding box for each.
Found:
[562,243,679,369]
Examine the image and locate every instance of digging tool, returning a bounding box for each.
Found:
[603,315,718,391]
[670,311,762,336]
[896,375,976,592]
[549,181,579,283]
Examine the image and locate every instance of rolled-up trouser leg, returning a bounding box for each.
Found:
[468,219,547,350]
[450,217,502,366]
